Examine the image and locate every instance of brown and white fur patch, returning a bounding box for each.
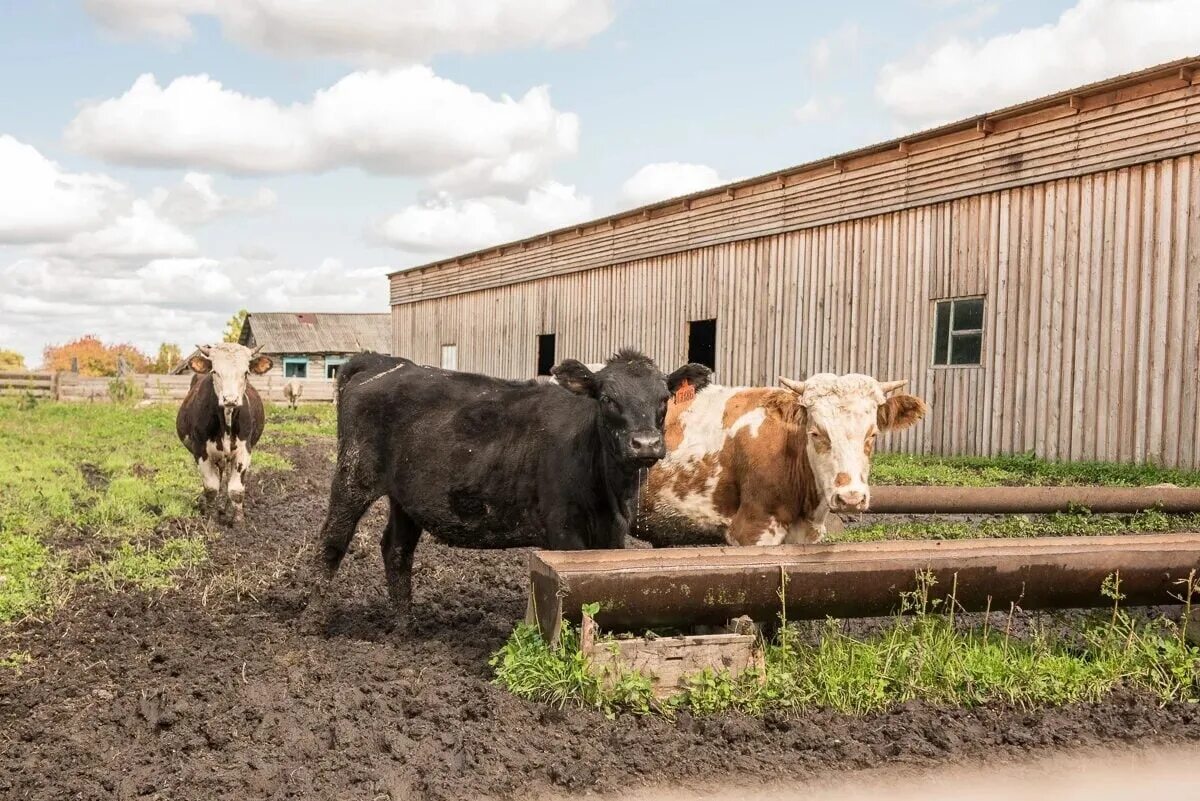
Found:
[637,374,926,547]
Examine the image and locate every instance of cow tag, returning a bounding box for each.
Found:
[674,379,695,405]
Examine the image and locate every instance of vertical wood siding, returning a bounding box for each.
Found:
[393,155,1200,468]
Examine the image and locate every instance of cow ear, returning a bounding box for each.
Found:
[877,394,927,431]
[248,355,273,375]
[189,354,212,374]
[551,359,598,397]
[666,363,712,394]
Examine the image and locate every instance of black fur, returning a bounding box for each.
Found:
[307,350,712,629]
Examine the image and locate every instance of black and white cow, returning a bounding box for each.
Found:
[304,349,709,632]
[176,342,273,522]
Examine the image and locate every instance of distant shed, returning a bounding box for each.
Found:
[388,57,1200,469]
[173,312,391,379]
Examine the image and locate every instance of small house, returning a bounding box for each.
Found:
[174,312,391,379]
[238,312,391,379]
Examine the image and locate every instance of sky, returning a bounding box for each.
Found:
[2,0,1199,366]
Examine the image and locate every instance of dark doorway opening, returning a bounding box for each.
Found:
[536,334,556,376]
[688,319,717,372]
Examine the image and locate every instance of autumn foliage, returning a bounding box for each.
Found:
[42,336,153,376]
[0,349,25,371]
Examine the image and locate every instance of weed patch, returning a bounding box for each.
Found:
[493,573,1200,716]
[834,509,1200,543]
[874,451,1200,487]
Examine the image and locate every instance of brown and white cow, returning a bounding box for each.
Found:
[634,373,926,547]
[176,342,273,522]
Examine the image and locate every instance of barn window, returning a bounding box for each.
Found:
[324,356,348,379]
[283,357,307,378]
[933,297,984,366]
[688,319,717,372]
[441,344,458,371]
[536,334,556,376]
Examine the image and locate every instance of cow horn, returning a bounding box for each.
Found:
[778,377,806,395]
[879,379,908,394]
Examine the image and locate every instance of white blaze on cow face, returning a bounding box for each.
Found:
[779,373,924,514]
[189,342,273,423]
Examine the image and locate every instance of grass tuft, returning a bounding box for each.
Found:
[834,508,1200,543]
[493,575,1200,717]
[873,451,1200,487]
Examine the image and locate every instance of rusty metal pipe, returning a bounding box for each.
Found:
[528,534,1200,639]
[869,485,1200,514]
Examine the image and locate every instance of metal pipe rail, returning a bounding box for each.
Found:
[527,534,1200,641]
[869,485,1200,514]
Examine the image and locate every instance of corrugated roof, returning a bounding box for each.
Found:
[239,312,391,354]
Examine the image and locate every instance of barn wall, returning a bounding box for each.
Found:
[392,154,1200,468]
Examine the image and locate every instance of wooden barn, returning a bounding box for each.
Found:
[238,312,391,379]
[389,58,1200,469]
[173,312,391,379]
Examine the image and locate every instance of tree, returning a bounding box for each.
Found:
[42,336,151,376]
[0,349,25,371]
[151,343,182,374]
[223,309,249,343]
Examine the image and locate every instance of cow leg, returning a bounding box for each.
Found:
[300,468,380,635]
[198,456,221,516]
[785,508,828,544]
[227,439,251,524]
[726,506,787,547]
[380,498,421,634]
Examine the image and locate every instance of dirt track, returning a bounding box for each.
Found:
[3,442,1200,800]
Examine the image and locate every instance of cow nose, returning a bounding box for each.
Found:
[221,397,239,408]
[631,433,665,459]
[833,489,868,512]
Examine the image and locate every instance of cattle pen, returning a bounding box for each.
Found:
[388,56,1200,470]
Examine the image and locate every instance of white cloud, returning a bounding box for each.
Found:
[374,182,593,258]
[83,0,613,64]
[0,254,387,365]
[878,0,1200,128]
[0,135,123,243]
[65,68,579,195]
[809,22,862,77]
[35,200,198,261]
[150,172,277,226]
[0,135,278,266]
[794,95,845,123]
[620,162,724,207]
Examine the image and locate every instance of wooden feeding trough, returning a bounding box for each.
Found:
[528,533,1200,642]
[579,613,764,699]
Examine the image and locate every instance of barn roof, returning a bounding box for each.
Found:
[389,54,1200,305]
[239,312,391,354]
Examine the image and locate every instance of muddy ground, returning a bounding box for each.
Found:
[3,442,1200,801]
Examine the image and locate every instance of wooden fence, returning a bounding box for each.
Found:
[0,371,57,399]
[0,372,337,404]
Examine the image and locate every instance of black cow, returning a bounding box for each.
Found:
[303,348,711,632]
[176,342,273,522]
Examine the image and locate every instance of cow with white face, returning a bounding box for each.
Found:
[634,373,927,547]
[176,343,273,522]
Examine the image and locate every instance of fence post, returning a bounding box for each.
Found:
[51,371,61,401]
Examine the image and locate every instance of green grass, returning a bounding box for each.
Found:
[0,397,306,626]
[492,574,1200,717]
[874,451,1200,487]
[834,508,1200,543]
